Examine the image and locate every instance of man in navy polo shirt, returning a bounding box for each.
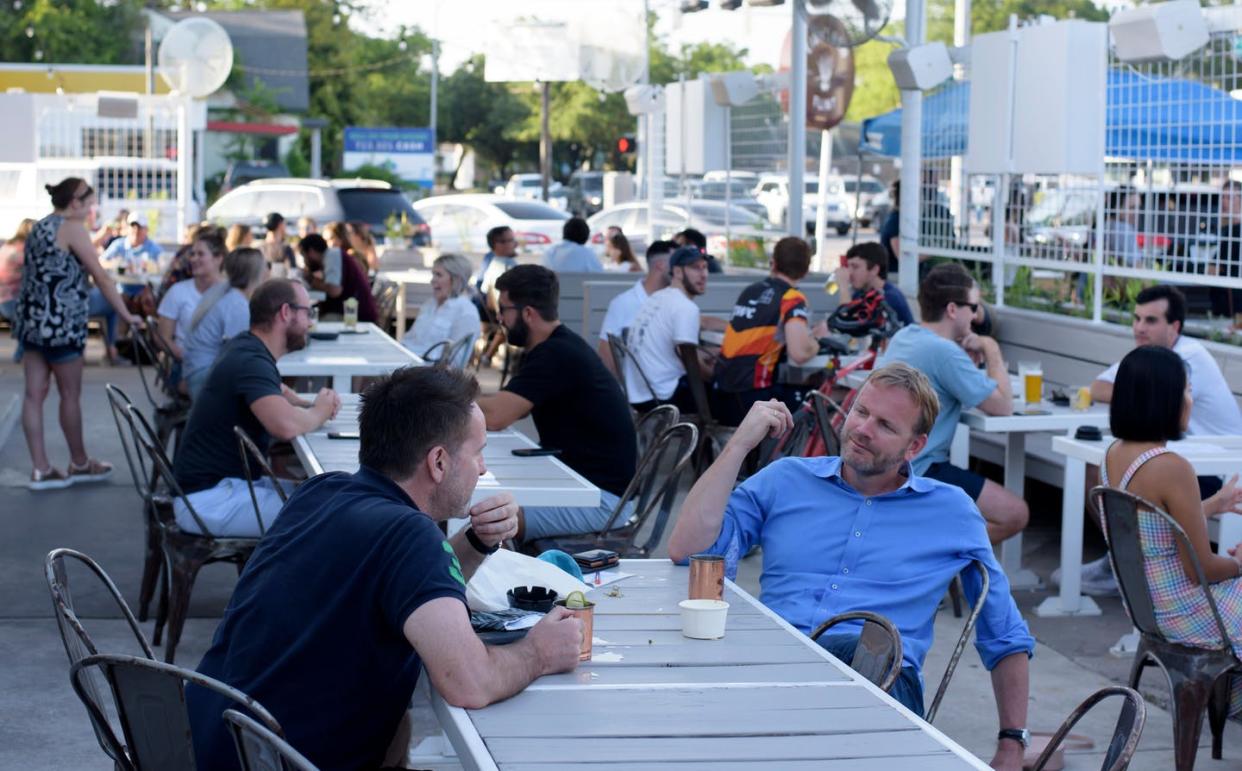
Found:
[188,367,583,771]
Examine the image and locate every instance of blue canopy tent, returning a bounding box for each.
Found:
[860,70,1242,164]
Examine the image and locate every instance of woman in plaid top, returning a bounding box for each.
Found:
[1102,345,1242,714]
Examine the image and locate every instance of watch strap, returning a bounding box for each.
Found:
[997,728,1029,748]
[465,527,499,555]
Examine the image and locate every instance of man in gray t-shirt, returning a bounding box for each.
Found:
[878,263,1028,544]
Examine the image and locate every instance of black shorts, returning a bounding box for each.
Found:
[924,461,986,501]
[1198,475,1224,500]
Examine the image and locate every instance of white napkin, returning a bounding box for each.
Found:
[465,548,592,612]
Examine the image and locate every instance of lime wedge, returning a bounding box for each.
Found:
[564,590,588,609]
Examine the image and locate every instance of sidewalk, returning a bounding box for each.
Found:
[1,341,1241,769]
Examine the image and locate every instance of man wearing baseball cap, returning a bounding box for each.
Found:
[622,246,722,413]
[101,212,163,275]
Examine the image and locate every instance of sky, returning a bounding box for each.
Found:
[356,0,815,74]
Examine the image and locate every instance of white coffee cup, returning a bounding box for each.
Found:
[679,599,729,639]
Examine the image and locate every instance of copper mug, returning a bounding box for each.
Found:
[554,599,595,661]
[689,554,725,601]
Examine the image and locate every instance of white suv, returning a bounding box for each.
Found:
[753,173,853,236]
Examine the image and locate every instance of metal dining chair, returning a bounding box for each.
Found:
[234,425,293,537]
[810,611,904,693]
[70,653,283,771]
[925,559,990,723]
[106,383,165,623]
[1092,485,1240,771]
[224,708,319,771]
[1029,686,1147,771]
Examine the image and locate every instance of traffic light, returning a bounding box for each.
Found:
[616,135,637,154]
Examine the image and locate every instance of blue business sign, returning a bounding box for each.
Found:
[343,126,435,187]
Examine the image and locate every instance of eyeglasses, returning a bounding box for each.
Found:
[289,303,312,315]
[498,303,525,316]
[954,301,980,314]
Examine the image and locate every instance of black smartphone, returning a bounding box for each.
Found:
[327,431,360,440]
[511,447,561,457]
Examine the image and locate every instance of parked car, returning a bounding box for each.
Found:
[206,178,431,246]
[587,199,780,267]
[504,173,569,210]
[702,170,760,188]
[842,176,886,227]
[412,194,569,257]
[753,173,853,235]
[220,160,290,195]
[565,170,605,217]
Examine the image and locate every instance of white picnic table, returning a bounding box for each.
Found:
[292,395,601,509]
[1042,433,1242,619]
[430,559,989,771]
[278,321,424,392]
[379,268,434,336]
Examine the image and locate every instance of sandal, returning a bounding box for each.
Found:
[67,458,114,485]
[30,466,71,491]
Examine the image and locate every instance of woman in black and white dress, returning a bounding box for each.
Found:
[14,178,141,489]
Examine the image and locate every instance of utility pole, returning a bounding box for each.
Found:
[430,38,440,189]
[540,82,551,201]
[788,0,807,239]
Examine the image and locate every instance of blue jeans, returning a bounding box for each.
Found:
[816,632,925,717]
[87,287,117,347]
[521,489,632,540]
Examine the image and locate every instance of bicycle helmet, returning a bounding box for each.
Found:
[828,288,892,337]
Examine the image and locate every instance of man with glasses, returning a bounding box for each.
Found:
[877,262,1028,544]
[173,279,340,537]
[476,265,637,544]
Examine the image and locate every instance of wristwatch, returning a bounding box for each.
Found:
[997,728,1030,748]
[465,527,499,555]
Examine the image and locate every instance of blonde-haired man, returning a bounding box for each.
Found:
[668,363,1034,771]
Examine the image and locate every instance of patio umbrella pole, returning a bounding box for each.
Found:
[813,128,833,272]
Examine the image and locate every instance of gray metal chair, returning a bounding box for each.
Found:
[106,384,165,624]
[129,405,260,663]
[529,422,698,558]
[925,559,990,723]
[234,425,293,538]
[46,549,156,768]
[634,404,679,459]
[70,653,282,771]
[675,342,735,473]
[129,324,189,453]
[423,332,477,369]
[810,611,904,693]
[224,708,319,771]
[1030,686,1147,771]
[609,332,658,407]
[1092,485,1240,771]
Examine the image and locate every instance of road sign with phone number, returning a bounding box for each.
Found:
[343,126,434,186]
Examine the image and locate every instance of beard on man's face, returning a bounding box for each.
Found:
[285,325,308,352]
[504,316,530,348]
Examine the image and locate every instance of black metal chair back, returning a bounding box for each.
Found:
[924,559,989,723]
[70,653,283,771]
[45,549,155,766]
[129,324,190,452]
[105,384,166,624]
[634,404,679,459]
[144,315,182,399]
[807,391,843,457]
[675,342,715,422]
[224,708,319,771]
[1092,485,1240,770]
[1030,686,1147,771]
[129,405,215,538]
[234,426,291,537]
[810,611,904,693]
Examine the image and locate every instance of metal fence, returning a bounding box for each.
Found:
[913,12,1242,326]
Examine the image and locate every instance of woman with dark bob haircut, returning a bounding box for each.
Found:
[1103,344,1242,717]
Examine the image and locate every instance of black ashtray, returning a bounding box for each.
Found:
[309,331,339,341]
[507,586,558,613]
[1049,388,1071,407]
[1075,425,1104,441]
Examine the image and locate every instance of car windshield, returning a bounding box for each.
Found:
[493,201,570,220]
[576,176,603,192]
[337,189,426,227]
[515,178,541,188]
[844,179,884,194]
[690,203,768,227]
[695,181,754,199]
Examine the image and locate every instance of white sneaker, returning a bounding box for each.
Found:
[1050,555,1119,597]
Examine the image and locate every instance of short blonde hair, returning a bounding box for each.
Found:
[861,362,940,436]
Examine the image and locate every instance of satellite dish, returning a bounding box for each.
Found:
[806,0,893,48]
[158,17,233,98]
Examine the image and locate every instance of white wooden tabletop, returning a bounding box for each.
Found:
[292,396,601,509]
[278,322,424,391]
[431,559,988,771]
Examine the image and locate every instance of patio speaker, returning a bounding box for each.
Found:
[624,84,665,116]
[711,71,760,107]
[1109,0,1207,63]
[887,42,952,91]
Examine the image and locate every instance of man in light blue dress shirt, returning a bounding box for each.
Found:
[543,217,603,273]
[669,362,1034,771]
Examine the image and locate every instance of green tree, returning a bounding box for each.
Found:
[438,55,532,180]
[846,37,901,122]
[926,0,1109,44]
[0,0,144,65]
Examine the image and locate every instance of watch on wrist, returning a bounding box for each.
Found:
[997,728,1030,749]
[465,527,499,555]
